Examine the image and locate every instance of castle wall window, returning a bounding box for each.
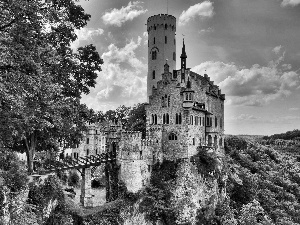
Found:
[161,96,165,107]
[220,118,223,128]
[165,24,167,30]
[174,38,176,45]
[86,138,89,144]
[152,70,156,79]
[190,115,194,125]
[166,113,169,124]
[200,117,202,126]
[175,113,178,124]
[154,25,156,30]
[203,117,205,126]
[151,114,154,124]
[195,116,198,125]
[163,114,165,124]
[169,133,177,140]
[179,113,182,124]
[210,117,212,126]
[86,149,89,155]
[168,96,170,107]
[193,138,195,145]
[189,93,192,100]
[219,137,223,146]
[148,40,149,47]
[154,114,157,124]
[154,37,155,44]
[165,36,167,44]
[152,51,157,60]
[215,116,218,127]
[214,136,217,146]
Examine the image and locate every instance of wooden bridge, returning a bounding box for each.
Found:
[34,151,119,207]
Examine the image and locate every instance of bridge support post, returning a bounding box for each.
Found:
[80,168,93,207]
[105,150,119,202]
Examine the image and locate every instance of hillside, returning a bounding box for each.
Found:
[224,136,300,224]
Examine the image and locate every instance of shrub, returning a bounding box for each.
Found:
[68,171,80,187]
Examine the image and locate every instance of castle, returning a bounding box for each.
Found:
[68,14,225,192]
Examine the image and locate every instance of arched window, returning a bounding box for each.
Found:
[190,115,193,125]
[166,113,169,124]
[173,52,176,61]
[152,51,157,60]
[215,116,218,127]
[152,70,155,79]
[169,133,178,140]
[165,36,167,44]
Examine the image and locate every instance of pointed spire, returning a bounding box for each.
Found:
[180,38,187,59]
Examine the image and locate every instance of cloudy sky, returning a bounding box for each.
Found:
[74,0,300,135]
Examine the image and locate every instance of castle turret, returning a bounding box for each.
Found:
[147,14,176,99]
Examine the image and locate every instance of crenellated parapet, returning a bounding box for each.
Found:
[147,14,176,32]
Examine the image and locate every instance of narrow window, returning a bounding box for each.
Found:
[186,93,189,100]
[152,70,155,79]
[154,37,155,44]
[166,113,169,124]
[190,115,193,125]
[215,116,218,127]
[163,114,166,124]
[220,118,223,128]
[165,24,167,30]
[189,93,192,100]
[175,113,178,124]
[173,52,176,61]
[210,117,212,126]
[86,138,89,144]
[179,113,182,124]
[154,25,156,30]
[148,40,149,47]
[174,38,176,45]
[162,96,165,107]
[87,149,89,155]
[193,138,195,145]
[165,36,167,44]
[200,117,202,126]
[168,96,170,107]
[152,51,157,60]
[206,117,210,126]
[155,114,157,124]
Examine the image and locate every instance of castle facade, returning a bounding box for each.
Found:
[68,14,225,192]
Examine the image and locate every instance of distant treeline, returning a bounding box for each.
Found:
[263,129,300,140]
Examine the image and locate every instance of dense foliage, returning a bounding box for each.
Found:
[224,135,300,224]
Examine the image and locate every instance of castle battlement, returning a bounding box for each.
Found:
[147,14,176,32]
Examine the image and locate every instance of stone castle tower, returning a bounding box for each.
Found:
[147,14,176,98]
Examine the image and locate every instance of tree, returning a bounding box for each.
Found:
[127,103,146,138]
[0,0,103,173]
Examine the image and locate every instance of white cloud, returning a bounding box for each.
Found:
[281,0,300,7]
[81,37,147,112]
[179,1,214,26]
[143,31,148,45]
[272,45,282,55]
[199,27,214,33]
[192,51,300,106]
[289,107,299,111]
[71,28,104,50]
[102,1,147,27]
